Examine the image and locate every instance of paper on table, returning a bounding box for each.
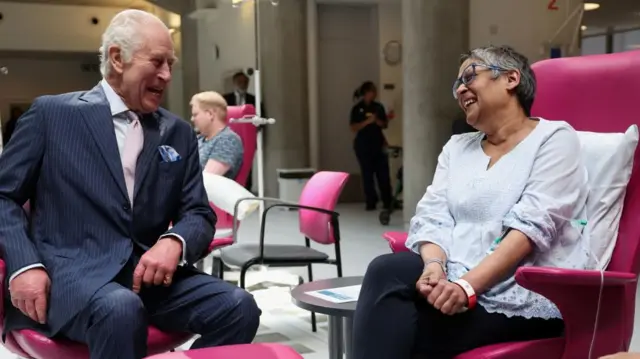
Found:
[305,285,361,304]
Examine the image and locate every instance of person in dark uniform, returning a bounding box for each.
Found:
[350,81,392,211]
[223,71,266,193]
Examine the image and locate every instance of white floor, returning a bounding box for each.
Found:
[2,203,639,357]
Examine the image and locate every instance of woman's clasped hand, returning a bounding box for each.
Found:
[416,264,468,315]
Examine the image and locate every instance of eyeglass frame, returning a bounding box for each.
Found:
[452,63,509,99]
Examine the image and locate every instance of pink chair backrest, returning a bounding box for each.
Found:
[211,105,258,229]
[531,51,640,344]
[298,171,349,245]
[227,105,258,188]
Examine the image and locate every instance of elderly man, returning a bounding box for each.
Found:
[0,9,260,359]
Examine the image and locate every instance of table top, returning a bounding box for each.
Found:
[291,276,363,317]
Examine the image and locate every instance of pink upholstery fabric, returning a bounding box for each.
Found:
[382,231,409,253]
[144,343,303,359]
[209,105,258,250]
[382,50,640,359]
[298,171,349,245]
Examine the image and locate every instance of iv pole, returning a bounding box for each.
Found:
[228,0,279,223]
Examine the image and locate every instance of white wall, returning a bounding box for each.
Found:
[0,2,177,52]
[377,2,402,184]
[0,2,183,115]
[317,4,379,174]
[378,3,402,143]
[0,53,102,126]
[469,0,584,62]
[195,1,257,94]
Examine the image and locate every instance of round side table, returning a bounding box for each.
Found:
[291,276,363,359]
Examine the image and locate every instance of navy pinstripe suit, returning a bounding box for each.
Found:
[0,84,260,358]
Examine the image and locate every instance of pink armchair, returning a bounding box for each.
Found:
[383,50,640,358]
[207,105,258,275]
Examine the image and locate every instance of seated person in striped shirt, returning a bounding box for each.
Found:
[190,91,244,178]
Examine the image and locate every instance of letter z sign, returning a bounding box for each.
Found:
[548,0,559,10]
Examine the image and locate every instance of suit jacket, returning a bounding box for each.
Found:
[0,84,216,335]
[223,92,266,117]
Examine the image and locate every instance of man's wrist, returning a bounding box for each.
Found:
[160,236,183,252]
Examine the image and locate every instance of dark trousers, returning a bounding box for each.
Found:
[60,257,261,359]
[355,147,392,209]
[352,252,564,359]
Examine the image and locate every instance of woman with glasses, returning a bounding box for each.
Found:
[352,45,593,358]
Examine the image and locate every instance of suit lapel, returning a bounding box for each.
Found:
[78,85,128,201]
[133,112,163,201]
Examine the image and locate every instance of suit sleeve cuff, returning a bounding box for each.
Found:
[160,233,187,266]
[9,263,46,282]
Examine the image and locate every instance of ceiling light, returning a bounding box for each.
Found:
[584,3,600,11]
[232,0,244,7]
[581,25,587,31]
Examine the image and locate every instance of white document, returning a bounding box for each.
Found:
[305,285,361,304]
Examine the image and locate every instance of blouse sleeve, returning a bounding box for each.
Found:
[503,125,587,252]
[405,138,456,257]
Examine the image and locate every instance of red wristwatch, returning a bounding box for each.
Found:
[453,279,477,309]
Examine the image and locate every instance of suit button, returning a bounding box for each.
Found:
[123,204,131,211]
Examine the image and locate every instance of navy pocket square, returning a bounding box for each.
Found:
[158,145,181,162]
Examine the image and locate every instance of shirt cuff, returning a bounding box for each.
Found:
[9,263,46,282]
[160,233,187,266]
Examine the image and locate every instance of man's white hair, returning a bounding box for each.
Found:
[98,9,167,77]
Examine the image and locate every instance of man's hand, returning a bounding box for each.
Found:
[132,237,183,293]
[600,353,640,359]
[427,279,468,315]
[9,268,50,324]
[416,263,446,298]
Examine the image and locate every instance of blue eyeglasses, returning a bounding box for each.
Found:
[452,63,507,99]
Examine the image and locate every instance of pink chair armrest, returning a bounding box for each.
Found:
[515,267,637,358]
[382,231,410,253]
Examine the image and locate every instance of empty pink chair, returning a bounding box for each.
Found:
[383,50,640,358]
[220,171,349,331]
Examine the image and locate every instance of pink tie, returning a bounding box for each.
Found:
[121,112,144,204]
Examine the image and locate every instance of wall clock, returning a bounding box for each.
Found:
[383,40,402,66]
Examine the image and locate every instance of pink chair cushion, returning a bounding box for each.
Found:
[209,237,234,252]
[454,338,564,359]
[298,171,349,245]
[12,326,192,359]
[382,231,409,253]
[144,343,303,359]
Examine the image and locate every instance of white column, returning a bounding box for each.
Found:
[402,0,469,224]
[307,0,320,170]
[470,0,584,62]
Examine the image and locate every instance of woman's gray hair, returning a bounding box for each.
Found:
[460,45,536,116]
[98,9,165,77]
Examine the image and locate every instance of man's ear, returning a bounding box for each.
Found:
[108,45,125,75]
[505,70,521,91]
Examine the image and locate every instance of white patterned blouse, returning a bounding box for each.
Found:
[406,118,593,320]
